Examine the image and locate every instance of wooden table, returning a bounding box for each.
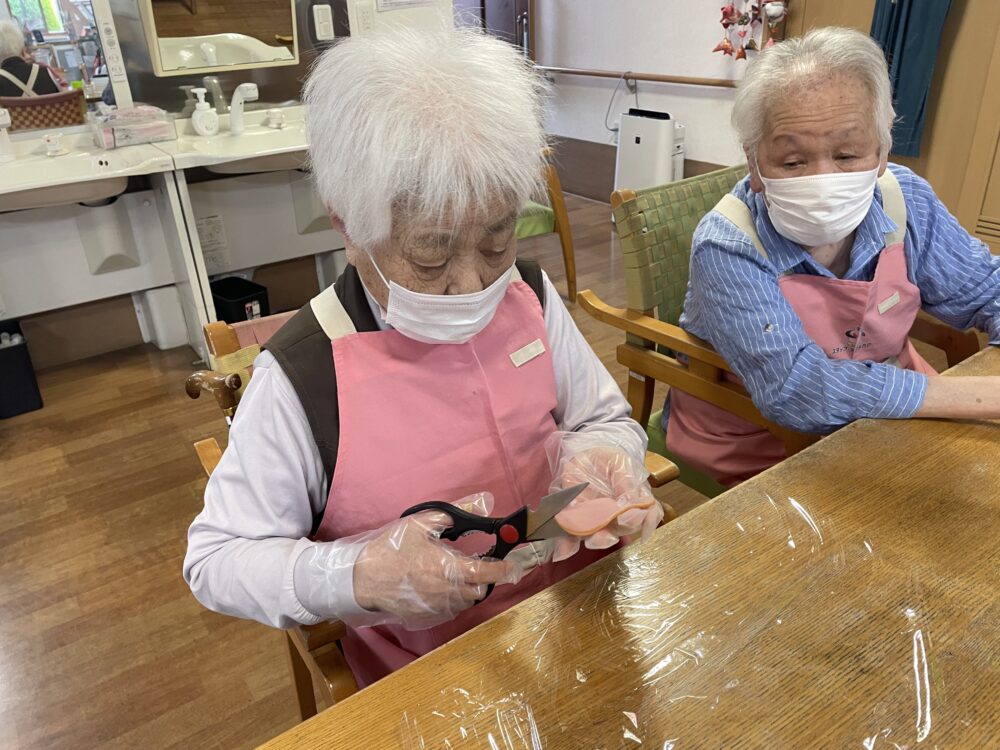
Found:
[261,349,1000,749]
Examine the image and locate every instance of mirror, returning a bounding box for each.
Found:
[138,0,298,77]
[0,1,114,130]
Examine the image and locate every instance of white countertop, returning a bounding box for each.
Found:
[152,105,308,171]
[0,105,309,210]
[0,131,174,199]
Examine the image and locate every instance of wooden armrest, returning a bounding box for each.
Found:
[644,450,680,488]
[185,370,243,413]
[578,290,734,373]
[301,620,348,650]
[193,437,223,477]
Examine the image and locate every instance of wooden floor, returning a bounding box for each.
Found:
[0,195,707,749]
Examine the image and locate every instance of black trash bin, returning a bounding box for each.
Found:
[210,276,270,324]
[0,319,43,419]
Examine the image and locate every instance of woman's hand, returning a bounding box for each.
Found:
[351,507,520,627]
[546,434,664,562]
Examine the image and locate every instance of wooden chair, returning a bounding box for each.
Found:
[186,312,682,721]
[516,148,578,301]
[579,165,983,498]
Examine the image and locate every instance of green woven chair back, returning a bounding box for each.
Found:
[613,164,748,326]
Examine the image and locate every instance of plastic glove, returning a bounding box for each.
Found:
[545,431,664,562]
[293,493,523,630]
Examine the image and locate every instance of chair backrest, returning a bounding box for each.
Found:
[612,165,748,325]
[0,89,86,131]
[188,313,298,427]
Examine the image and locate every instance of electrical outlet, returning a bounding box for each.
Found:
[356,1,375,33]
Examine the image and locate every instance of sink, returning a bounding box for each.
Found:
[0,134,174,212]
[156,110,309,174]
[158,33,294,70]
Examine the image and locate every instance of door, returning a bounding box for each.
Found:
[454,0,484,27]
[483,0,531,58]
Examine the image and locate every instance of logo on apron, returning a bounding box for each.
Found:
[833,326,872,355]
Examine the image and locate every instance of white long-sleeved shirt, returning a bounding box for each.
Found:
[183,271,646,628]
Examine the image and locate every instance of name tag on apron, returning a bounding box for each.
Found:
[510,338,545,367]
[878,291,901,315]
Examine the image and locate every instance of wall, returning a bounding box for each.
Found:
[534,0,748,167]
[787,0,1000,217]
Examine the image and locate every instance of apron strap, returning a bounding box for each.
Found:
[876,168,907,245]
[713,192,769,261]
[25,64,39,95]
[309,283,358,340]
[0,67,36,97]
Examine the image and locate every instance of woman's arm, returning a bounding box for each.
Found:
[182,351,369,628]
[899,166,1000,344]
[684,229,927,434]
[542,272,647,460]
[915,377,1000,419]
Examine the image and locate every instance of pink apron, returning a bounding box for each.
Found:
[668,186,936,487]
[314,280,608,687]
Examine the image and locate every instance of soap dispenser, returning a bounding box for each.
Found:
[190,87,219,136]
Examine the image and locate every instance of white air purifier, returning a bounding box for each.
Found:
[614,109,686,192]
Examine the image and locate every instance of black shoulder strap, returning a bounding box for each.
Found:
[515,258,546,310]
[264,265,376,491]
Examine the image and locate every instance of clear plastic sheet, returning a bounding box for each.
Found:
[395,491,985,748]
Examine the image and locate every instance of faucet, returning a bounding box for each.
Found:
[202,76,228,114]
[200,42,219,66]
[0,108,13,163]
[229,83,259,136]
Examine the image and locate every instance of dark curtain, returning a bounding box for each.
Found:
[870,0,953,157]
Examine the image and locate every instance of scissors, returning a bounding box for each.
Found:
[400,482,589,602]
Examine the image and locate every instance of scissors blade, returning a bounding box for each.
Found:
[525,482,588,540]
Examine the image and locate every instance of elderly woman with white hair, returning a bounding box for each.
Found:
[184,29,662,688]
[666,26,1000,487]
[0,20,59,97]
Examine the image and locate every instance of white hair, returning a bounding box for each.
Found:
[733,26,895,158]
[303,27,548,252]
[0,20,26,61]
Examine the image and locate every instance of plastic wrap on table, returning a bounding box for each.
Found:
[395,490,987,749]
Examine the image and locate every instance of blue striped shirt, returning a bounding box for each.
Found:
[674,163,1000,435]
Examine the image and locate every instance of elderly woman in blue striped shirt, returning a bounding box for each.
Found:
[667,27,1000,487]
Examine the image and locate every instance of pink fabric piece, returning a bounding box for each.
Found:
[555,496,655,537]
[668,241,936,487]
[315,281,610,688]
[231,311,296,349]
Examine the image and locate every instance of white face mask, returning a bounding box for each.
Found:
[368,255,515,344]
[759,166,879,247]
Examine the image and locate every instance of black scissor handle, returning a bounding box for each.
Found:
[400,502,529,603]
[401,501,499,542]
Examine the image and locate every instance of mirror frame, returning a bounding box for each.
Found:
[137,0,299,78]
